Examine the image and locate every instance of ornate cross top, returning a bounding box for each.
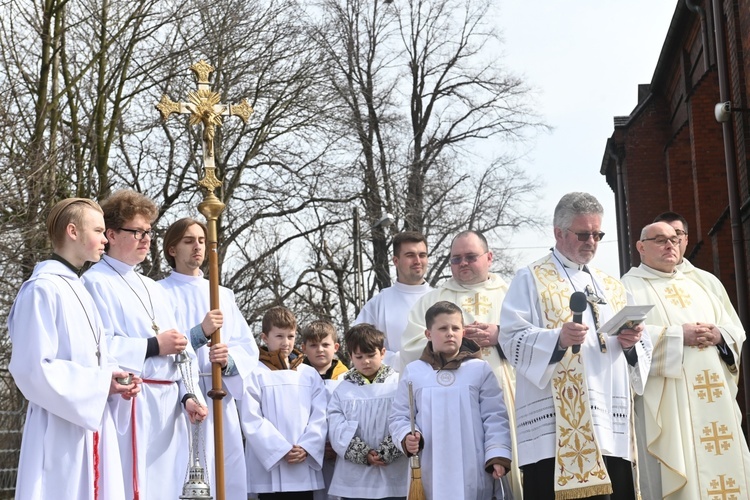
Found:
[155,60,253,500]
[155,60,253,200]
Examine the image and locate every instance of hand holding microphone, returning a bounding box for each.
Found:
[562,292,588,354]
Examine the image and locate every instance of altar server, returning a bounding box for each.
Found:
[83,190,207,499]
[9,198,139,500]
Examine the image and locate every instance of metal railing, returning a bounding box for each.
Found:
[0,407,24,499]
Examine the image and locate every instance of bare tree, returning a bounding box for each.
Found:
[313,0,545,295]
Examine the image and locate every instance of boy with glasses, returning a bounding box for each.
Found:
[83,189,207,499]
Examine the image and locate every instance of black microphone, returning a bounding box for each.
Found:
[569,292,588,354]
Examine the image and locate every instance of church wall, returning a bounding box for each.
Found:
[601,0,750,434]
[619,101,670,268]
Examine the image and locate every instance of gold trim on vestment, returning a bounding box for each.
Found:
[531,255,622,499]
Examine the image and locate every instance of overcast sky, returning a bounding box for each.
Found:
[491,1,679,277]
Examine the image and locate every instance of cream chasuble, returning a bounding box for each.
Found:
[501,251,652,499]
[622,264,750,500]
[400,273,522,499]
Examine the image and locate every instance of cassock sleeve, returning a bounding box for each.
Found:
[295,372,327,471]
[499,269,561,390]
[9,279,112,431]
[327,384,359,457]
[479,363,513,464]
[388,365,419,454]
[239,372,294,471]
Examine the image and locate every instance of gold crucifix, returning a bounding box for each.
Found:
[155,60,253,500]
[155,60,253,200]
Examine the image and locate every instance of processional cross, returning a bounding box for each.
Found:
[156,60,253,500]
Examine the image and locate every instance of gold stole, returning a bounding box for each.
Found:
[530,255,625,499]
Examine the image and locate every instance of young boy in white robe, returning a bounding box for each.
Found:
[240,306,328,500]
[389,301,512,500]
[328,324,407,500]
[8,198,140,500]
[300,320,348,500]
[301,320,348,380]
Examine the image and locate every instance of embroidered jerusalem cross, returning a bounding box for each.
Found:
[664,285,691,307]
[693,369,724,403]
[700,421,733,455]
[462,293,492,317]
[707,474,741,499]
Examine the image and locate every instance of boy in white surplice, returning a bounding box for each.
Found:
[328,324,407,499]
[389,301,512,500]
[240,306,327,500]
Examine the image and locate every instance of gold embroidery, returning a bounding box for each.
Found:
[553,364,608,486]
[532,259,571,329]
[529,254,622,497]
[664,285,692,307]
[707,474,741,499]
[597,272,627,312]
[701,421,734,456]
[461,292,492,317]
[694,369,725,403]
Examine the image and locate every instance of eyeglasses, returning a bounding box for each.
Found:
[117,227,154,240]
[674,229,688,236]
[449,252,487,265]
[641,236,681,246]
[566,229,606,242]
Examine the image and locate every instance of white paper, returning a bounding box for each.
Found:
[596,304,654,336]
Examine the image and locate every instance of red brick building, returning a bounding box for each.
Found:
[600,0,750,429]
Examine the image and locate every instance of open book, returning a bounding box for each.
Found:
[597,305,654,336]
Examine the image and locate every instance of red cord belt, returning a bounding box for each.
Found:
[131,378,175,500]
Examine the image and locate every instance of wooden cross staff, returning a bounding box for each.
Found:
[156,60,253,500]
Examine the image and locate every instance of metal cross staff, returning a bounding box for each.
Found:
[156,60,253,500]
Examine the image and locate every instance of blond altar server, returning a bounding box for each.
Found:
[399,229,521,499]
[83,190,207,499]
[158,218,259,499]
[622,221,750,500]
[9,198,140,500]
[500,192,651,499]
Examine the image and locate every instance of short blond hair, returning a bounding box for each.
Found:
[46,198,103,250]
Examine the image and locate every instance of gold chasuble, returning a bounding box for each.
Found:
[530,255,627,499]
[622,265,750,500]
